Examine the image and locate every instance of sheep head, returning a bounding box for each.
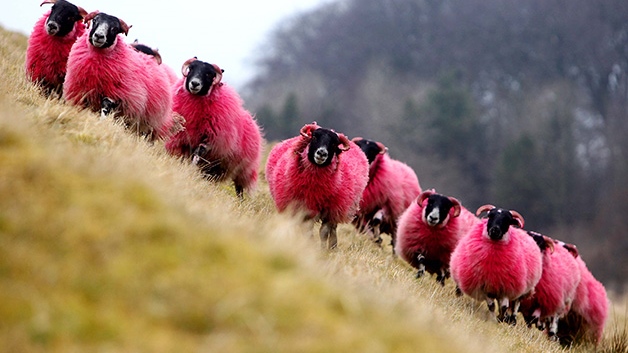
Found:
[527,231,556,253]
[85,12,131,48]
[419,190,462,228]
[181,58,224,96]
[131,40,162,64]
[304,126,350,167]
[352,137,387,164]
[41,0,88,37]
[477,205,525,241]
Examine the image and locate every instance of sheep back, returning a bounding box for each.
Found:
[450,221,543,302]
[266,136,369,224]
[25,10,86,90]
[64,33,173,138]
[520,243,581,321]
[358,154,421,233]
[165,81,262,192]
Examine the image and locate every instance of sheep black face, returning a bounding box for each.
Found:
[100,97,119,118]
[88,13,127,49]
[354,138,384,164]
[184,60,223,96]
[485,208,521,241]
[44,0,85,37]
[307,128,343,167]
[131,40,163,64]
[423,194,457,227]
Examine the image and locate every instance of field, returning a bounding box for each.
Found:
[0,26,626,352]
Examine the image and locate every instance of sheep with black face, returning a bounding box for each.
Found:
[450,205,544,325]
[26,0,88,95]
[63,11,175,140]
[266,123,369,249]
[351,137,421,251]
[165,58,262,197]
[395,190,478,285]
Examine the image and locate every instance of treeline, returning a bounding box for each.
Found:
[243,0,628,289]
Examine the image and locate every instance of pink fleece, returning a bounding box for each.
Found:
[450,221,543,302]
[519,243,581,323]
[63,33,173,138]
[165,80,262,193]
[265,135,369,224]
[357,152,421,232]
[569,256,609,344]
[396,202,477,273]
[25,10,85,90]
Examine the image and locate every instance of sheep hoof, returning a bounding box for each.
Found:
[416,269,425,278]
[455,287,463,297]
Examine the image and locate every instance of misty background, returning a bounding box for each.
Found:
[245,0,628,291]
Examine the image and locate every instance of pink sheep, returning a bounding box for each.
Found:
[63,11,174,140]
[556,245,609,345]
[25,0,87,95]
[351,138,421,250]
[265,123,369,249]
[450,205,544,325]
[519,232,581,340]
[395,190,479,285]
[165,58,262,197]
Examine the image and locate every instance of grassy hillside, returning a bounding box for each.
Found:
[0,26,625,352]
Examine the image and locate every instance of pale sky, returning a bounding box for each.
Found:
[0,0,325,89]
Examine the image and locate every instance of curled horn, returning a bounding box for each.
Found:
[300,122,319,138]
[376,141,388,154]
[351,137,363,143]
[417,189,436,206]
[544,236,555,253]
[212,64,224,86]
[449,196,462,217]
[40,0,56,6]
[337,133,351,151]
[558,241,579,258]
[83,11,99,28]
[509,209,525,229]
[77,6,88,19]
[118,18,132,36]
[181,57,197,77]
[475,204,495,217]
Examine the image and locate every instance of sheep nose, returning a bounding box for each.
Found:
[428,215,438,223]
[47,22,58,31]
[93,33,105,41]
[190,81,200,88]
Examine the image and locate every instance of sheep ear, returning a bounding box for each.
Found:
[475,204,494,217]
[118,18,132,36]
[449,197,461,217]
[510,210,525,228]
[338,134,351,152]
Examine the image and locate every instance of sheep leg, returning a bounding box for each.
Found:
[528,308,541,329]
[415,254,426,278]
[320,221,338,250]
[507,300,520,326]
[498,298,509,323]
[455,286,463,297]
[547,316,559,340]
[234,183,244,199]
[371,209,384,244]
[436,269,447,286]
[486,298,497,321]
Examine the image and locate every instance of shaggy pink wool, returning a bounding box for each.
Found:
[25,10,85,89]
[358,152,421,230]
[396,202,477,271]
[570,256,609,343]
[265,134,369,224]
[450,220,543,302]
[64,32,174,138]
[519,242,581,322]
[166,80,262,193]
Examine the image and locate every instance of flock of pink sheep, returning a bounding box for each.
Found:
[25,0,609,348]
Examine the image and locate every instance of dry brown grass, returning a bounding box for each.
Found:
[0,25,625,352]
